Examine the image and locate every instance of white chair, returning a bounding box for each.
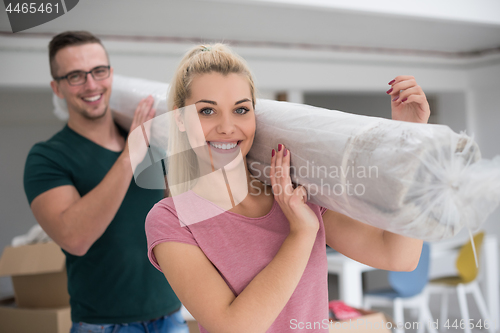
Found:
[427,232,494,333]
[363,243,437,333]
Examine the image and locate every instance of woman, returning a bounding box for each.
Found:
[146,44,427,332]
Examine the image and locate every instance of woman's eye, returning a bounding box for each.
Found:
[200,108,214,115]
[235,107,249,115]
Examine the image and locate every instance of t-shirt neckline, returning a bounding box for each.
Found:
[64,123,127,154]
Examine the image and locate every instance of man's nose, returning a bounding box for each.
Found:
[83,73,98,89]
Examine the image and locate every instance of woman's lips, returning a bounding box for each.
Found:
[207,140,241,154]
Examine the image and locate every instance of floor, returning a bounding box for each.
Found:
[328,274,496,332]
[361,293,495,333]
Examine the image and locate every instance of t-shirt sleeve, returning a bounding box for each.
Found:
[24,144,74,205]
[306,202,328,217]
[145,200,199,272]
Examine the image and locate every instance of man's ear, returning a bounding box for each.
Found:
[174,106,186,132]
[50,80,64,99]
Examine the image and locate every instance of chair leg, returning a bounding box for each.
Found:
[421,304,439,333]
[439,291,448,332]
[457,284,472,333]
[470,282,495,333]
[417,303,426,333]
[394,298,405,333]
[410,308,419,319]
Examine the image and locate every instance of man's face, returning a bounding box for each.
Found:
[50,43,113,120]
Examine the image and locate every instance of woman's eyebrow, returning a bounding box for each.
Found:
[195,99,217,105]
[235,98,251,105]
[195,98,251,105]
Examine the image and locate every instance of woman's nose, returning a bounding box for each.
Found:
[216,113,236,134]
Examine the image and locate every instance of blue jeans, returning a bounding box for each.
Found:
[69,309,189,333]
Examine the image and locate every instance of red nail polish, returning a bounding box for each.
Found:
[278,144,283,151]
[388,80,395,85]
[386,88,393,94]
[402,98,408,102]
[392,96,399,102]
[272,149,275,157]
[284,149,288,157]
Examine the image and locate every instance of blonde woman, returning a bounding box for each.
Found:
[146,44,427,333]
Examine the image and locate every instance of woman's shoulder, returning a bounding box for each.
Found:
[146,190,217,228]
[146,196,179,228]
[145,194,198,247]
[150,196,176,212]
[305,201,328,216]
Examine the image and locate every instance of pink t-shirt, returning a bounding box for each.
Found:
[146,190,329,332]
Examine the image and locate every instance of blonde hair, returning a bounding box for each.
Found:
[166,44,256,196]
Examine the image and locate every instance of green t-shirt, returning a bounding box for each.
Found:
[23,124,181,324]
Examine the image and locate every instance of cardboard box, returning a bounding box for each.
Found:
[330,309,392,333]
[0,242,69,308]
[0,298,71,333]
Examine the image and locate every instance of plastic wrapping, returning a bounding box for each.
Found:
[52,75,500,241]
[248,100,500,241]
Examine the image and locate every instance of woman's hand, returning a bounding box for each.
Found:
[387,75,430,124]
[270,144,319,235]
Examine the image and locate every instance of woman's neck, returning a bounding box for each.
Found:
[191,155,270,212]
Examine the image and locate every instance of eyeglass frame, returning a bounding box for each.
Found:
[54,65,111,86]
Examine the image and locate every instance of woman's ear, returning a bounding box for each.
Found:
[174,106,186,132]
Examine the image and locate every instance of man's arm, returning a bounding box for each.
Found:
[31,154,133,256]
[30,98,155,256]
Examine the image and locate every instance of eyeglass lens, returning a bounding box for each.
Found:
[67,66,110,85]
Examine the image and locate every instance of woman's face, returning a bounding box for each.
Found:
[182,72,256,168]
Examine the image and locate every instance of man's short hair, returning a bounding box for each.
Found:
[49,31,108,78]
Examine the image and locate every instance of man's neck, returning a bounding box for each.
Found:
[67,110,125,152]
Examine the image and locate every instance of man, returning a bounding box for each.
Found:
[23,31,188,332]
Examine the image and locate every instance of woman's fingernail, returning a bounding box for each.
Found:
[272,149,275,157]
[402,98,408,102]
[278,144,283,151]
[388,79,395,85]
[386,88,393,94]
[392,96,399,102]
[284,149,288,157]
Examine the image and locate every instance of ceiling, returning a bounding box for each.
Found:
[1,0,500,57]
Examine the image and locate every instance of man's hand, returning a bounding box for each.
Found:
[129,95,156,133]
[124,95,156,172]
[387,76,430,124]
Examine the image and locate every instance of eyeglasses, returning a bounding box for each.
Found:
[55,65,111,86]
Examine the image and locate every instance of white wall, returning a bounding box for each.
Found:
[0,88,64,298]
[436,92,468,133]
[468,62,500,159]
[245,0,500,25]
[303,92,444,121]
[304,92,392,118]
[0,36,472,92]
[467,62,500,240]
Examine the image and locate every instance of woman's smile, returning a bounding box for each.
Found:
[207,140,242,153]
